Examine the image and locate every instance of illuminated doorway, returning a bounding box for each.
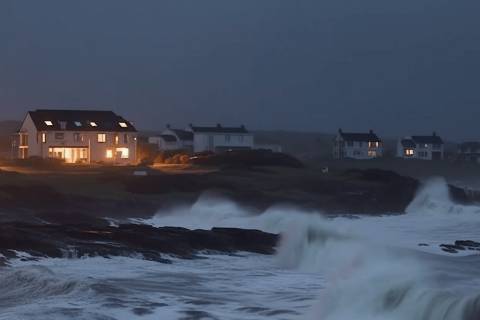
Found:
[48,147,89,164]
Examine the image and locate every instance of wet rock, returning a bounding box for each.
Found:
[0,223,279,263]
[455,240,480,248]
[418,243,429,247]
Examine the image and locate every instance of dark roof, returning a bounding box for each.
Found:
[27,109,137,132]
[339,130,381,142]
[401,139,416,148]
[172,129,193,141]
[459,142,480,153]
[160,134,177,142]
[190,124,249,134]
[411,135,443,145]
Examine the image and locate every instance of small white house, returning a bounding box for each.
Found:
[148,126,193,152]
[333,129,383,160]
[187,124,254,153]
[397,133,444,160]
[15,109,138,164]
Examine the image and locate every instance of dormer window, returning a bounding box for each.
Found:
[90,122,98,127]
[119,122,128,128]
[75,121,82,127]
[44,121,53,126]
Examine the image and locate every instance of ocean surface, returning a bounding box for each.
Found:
[1,177,480,320]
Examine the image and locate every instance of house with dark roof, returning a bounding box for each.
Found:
[396,133,444,160]
[457,142,480,163]
[187,124,254,153]
[148,125,194,152]
[333,129,383,160]
[14,109,138,164]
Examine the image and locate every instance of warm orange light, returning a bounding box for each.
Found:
[106,150,113,159]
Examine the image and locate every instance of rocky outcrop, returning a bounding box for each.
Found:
[440,240,480,254]
[0,223,279,264]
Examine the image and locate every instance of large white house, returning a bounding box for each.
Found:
[333,129,383,160]
[397,133,444,160]
[15,109,138,164]
[148,126,194,152]
[187,124,254,153]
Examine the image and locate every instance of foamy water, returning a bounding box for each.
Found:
[2,177,480,320]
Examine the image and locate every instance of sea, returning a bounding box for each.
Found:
[1,177,480,320]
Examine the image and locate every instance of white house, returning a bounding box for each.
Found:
[397,133,444,160]
[187,124,254,153]
[333,129,383,160]
[148,126,193,152]
[15,109,138,165]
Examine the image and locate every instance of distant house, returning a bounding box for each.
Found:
[14,109,138,164]
[187,124,254,153]
[457,142,480,163]
[396,133,444,160]
[148,126,193,152]
[333,129,383,160]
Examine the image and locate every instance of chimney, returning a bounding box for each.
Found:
[433,131,437,136]
[241,124,245,129]
[369,129,373,134]
[338,128,343,134]
[216,123,221,128]
[166,124,171,129]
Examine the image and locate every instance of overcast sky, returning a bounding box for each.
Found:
[1,1,479,139]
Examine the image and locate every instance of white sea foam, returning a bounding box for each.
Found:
[2,178,480,319]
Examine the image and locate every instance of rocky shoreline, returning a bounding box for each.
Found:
[0,223,279,266]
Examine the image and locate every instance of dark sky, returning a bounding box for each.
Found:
[1,1,479,140]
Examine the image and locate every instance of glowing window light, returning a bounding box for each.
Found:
[106,150,113,159]
[116,147,129,159]
[119,122,128,128]
[75,121,82,127]
[90,122,98,127]
[97,133,106,143]
[44,121,53,126]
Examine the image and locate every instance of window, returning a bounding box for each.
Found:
[369,141,379,148]
[368,150,377,157]
[74,121,82,127]
[55,133,64,140]
[226,135,231,142]
[432,144,441,150]
[119,122,128,128]
[106,149,113,159]
[116,148,129,159]
[124,134,129,144]
[74,133,81,142]
[59,121,67,130]
[90,122,98,127]
[42,133,46,143]
[97,133,106,143]
[115,135,119,145]
[405,149,414,156]
[44,120,53,126]
[347,141,354,147]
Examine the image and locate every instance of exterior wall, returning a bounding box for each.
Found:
[397,139,444,160]
[193,133,254,153]
[333,135,383,160]
[148,136,179,151]
[17,115,137,165]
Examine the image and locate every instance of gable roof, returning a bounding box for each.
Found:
[401,139,416,148]
[189,124,249,134]
[338,130,381,142]
[171,129,193,141]
[411,135,443,145]
[26,109,137,132]
[160,134,177,142]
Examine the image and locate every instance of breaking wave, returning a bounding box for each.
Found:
[140,178,480,320]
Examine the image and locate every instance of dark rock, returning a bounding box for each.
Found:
[418,243,429,247]
[0,223,279,263]
[455,240,480,248]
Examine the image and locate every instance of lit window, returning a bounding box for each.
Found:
[45,121,53,126]
[119,122,128,128]
[116,148,129,159]
[90,122,98,127]
[115,135,119,145]
[75,121,82,127]
[42,133,47,143]
[97,133,106,143]
[405,149,414,156]
[106,150,113,159]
